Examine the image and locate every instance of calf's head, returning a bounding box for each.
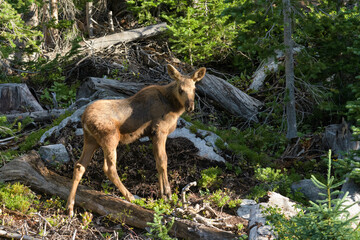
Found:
[167,64,206,112]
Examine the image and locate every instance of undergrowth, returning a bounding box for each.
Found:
[266,150,360,239]
[0,182,37,214]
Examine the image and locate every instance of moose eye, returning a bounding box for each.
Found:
[178,88,184,94]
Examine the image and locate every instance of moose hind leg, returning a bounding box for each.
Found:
[67,141,98,216]
[103,146,135,202]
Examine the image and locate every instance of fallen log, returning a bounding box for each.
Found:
[76,77,148,100]
[80,23,167,50]
[77,75,262,122]
[248,47,303,91]
[4,109,66,123]
[0,152,238,240]
[197,74,262,122]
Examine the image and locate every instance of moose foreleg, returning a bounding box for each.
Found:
[153,133,171,199]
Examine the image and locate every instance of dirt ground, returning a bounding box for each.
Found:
[46,123,252,236]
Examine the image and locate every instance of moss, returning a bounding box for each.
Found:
[0,182,37,214]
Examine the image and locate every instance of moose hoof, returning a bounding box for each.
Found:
[67,207,74,217]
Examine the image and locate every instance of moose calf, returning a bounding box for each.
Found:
[66,64,206,216]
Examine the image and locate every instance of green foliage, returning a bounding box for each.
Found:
[80,211,93,230]
[18,111,72,152]
[346,81,360,134]
[40,81,77,108]
[198,167,223,189]
[0,0,42,59]
[128,0,235,65]
[334,150,360,185]
[0,115,34,137]
[223,0,284,71]
[0,182,37,214]
[127,0,180,25]
[249,167,304,202]
[206,189,242,209]
[134,193,181,215]
[146,206,176,240]
[267,150,360,239]
[165,0,235,65]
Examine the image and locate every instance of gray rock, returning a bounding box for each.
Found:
[40,104,88,143]
[39,144,70,166]
[261,192,299,218]
[291,179,326,202]
[237,199,257,220]
[75,128,84,136]
[340,179,360,228]
[168,119,225,162]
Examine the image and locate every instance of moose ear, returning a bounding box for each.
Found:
[191,67,206,82]
[167,64,182,81]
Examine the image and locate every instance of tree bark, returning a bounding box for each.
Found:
[283,0,297,139]
[86,1,94,38]
[0,152,238,240]
[77,75,262,122]
[0,83,43,113]
[49,0,59,44]
[76,77,149,100]
[197,74,262,122]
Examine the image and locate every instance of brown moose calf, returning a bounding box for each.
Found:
[66,64,206,216]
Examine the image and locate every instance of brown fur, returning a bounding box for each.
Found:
[66,65,206,216]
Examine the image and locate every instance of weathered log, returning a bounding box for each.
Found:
[0,83,43,113]
[248,47,303,91]
[78,75,262,122]
[76,77,148,100]
[0,152,238,240]
[81,23,167,50]
[197,74,262,122]
[5,109,66,123]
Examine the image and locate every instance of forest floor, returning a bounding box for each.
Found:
[0,16,332,239]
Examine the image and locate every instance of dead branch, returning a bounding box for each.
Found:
[0,226,41,240]
[4,109,67,123]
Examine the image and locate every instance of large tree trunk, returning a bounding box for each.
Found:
[283,0,297,139]
[0,152,239,240]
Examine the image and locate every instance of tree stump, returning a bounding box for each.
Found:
[0,84,43,113]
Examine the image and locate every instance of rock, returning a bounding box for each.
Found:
[38,144,70,166]
[0,83,43,113]
[243,192,299,240]
[340,179,360,228]
[291,179,326,202]
[237,199,257,220]
[40,104,88,143]
[248,203,273,240]
[75,128,84,136]
[168,118,225,162]
[262,192,299,218]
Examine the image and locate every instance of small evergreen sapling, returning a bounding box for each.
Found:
[267,150,360,239]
